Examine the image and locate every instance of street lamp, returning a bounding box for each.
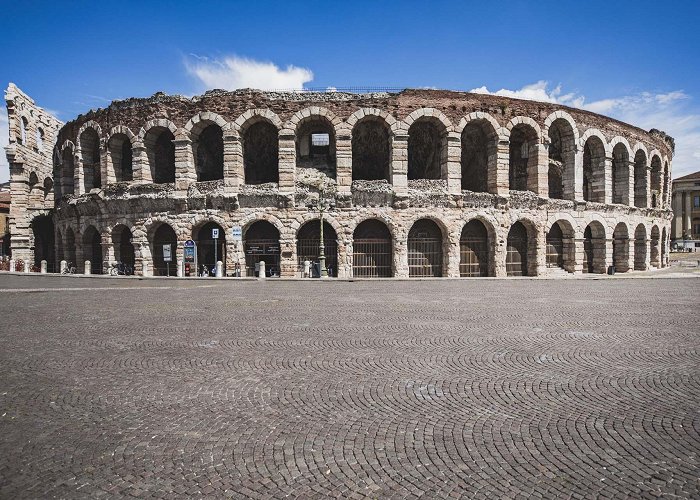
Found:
[318,185,328,278]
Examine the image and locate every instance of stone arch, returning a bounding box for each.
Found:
[242,220,281,277]
[35,126,45,152]
[64,226,77,266]
[296,218,340,277]
[148,221,178,276]
[60,141,76,196]
[459,114,499,193]
[42,176,53,203]
[634,223,647,271]
[546,219,576,273]
[112,224,135,270]
[31,214,55,271]
[239,114,280,184]
[352,218,393,277]
[633,148,648,208]
[18,113,29,145]
[190,120,224,182]
[610,140,631,205]
[582,133,606,203]
[234,108,283,132]
[612,222,630,273]
[545,114,578,200]
[107,127,135,183]
[505,219,538,277]
[183,111,228,134]
[290,109,340,179]
[351,115,392,182]
[82,225,103,274]
[345,108,397,129]
[192,220,226,272]
[506,118,540,192]
[240,212,287,240]
[407,218,445,277]
[140,119,178,184]
[583,220,607,274]
[459,218,494,277]
[77,123,102,191]
[407,114,449,181]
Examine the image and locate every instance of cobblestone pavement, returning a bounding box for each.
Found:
[0,275,698,499]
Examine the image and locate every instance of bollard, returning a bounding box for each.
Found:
[215,260,223,278]
[258,260,266,278]
[304,260,311,278]
[41,260,47,274]
[142,261,149,277]
[60,260,67,273]
[9,259,14,272]
[84,260,91,275]
[23,260,30,273]
[177,261,184,277]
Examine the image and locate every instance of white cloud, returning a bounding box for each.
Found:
[185,54,314,91]
[472,81,700,178]
[0,108,9,183]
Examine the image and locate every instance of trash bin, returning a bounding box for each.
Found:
[607,265,616,275]
[312,261,321,278]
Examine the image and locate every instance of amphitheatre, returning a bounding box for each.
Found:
[3,84,674,278]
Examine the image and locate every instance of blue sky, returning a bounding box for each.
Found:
[2,0,699,181]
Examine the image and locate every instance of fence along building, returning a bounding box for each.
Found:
[4,84,674,277]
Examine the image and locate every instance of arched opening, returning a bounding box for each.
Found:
[650,156,662,208]
[243,120,279,184]
[352,118,391,182]
[43,177,54,204]
[547,119,576,199]
[583,222,606,274]
[661,227,667,267]
[546,222,571,269]
[612,143,630,205]
[460,220,489,277]
[108,133,133,182]
[353,219,392,277]
[80,128,101,191]
[151,223,177,276]
[612,222,629,273]
[506,221,529,276]
[36,128,44,152]
[144,127,175,184]
[663,162,670,207]
[244,221,281,277]
[634,224,647,271]
[297,220,338,277]
[408,119,445,180]
[633,150,647,208]
[194,222,226,273]
[296,117,336,178]
[83,226,103,274]
[509,124,538,192]
[583,136,606,202]
[193,123,224,182]
[64,228,77,267]
[61,148,75,196]
[408,219,443,277]
[31,215,55,272]
[112,225,135,270]
[650,225,660,268]
[461,120,495,192]
[19,116,28,145]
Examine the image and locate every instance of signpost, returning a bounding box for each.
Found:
[212,228,219,268]
[163,244,172,277]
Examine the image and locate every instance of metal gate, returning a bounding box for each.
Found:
[245,239,280,277]
[506,237,527,276]
[545,238,563,268]
[353,239,392,277]
[408,238,442,277]
[459,239,487,277]
[583,238,593,273]
[297,239,338,277]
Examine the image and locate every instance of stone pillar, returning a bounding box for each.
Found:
[101,232,114,275]
[279,237,296,278]
[40,260,47,273]
[626,160,635,207]
[534,227,546,276]
[99,142,109,188]
[258,260,266,278]
[23,260,30,273]
[445,230,461,277]
[446,131,461,196]
[604,239,613,273]
[644,166,652,209]
[528,143,549,197]
[84,260,91,275]
[8,259,15,272]
[494,233,507,277]
[603,157,613,205]
[74,153,85,195]
[174,135,196,190]
[223,131,242,192]
[395,236,409,278]
[133,239,148,276]
[491,139,509,196]
[672,192,683,239]
[572,147,584,201]
[278,129,296,195]
[336,128,352,196]
[132,142,150,184]
[627,239,635,274]
[684,190,692,233]
[573,238,584,274]
[391,132,409,198]
[60,260,67,273]
[216,261,223,278]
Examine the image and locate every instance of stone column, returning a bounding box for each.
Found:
[571,147,584,201]
[604,238,613,273]
[490,139,509,196]
[335,127,352,196]
[278,129,296,195]
[626,160,635,207]
[533,227,546,276]
[573,237,584,274]
[391,132,409,198]
[223,131,242,193]
[445,230,461,278]
[446,131,462,196]
[684,190,692,234]
[603,156,613,205]
[133,238,148,276]
[672,192,683,239]
[528,143,548,197]
[627,238,635,274]
[101,232,114,275]
[100,141,109,188]
[494,234,507,277]
[279,236,297,278]
[395,236,409,278]
[174,135,196,190]
[132,142,150,184]
[74,153,85,195]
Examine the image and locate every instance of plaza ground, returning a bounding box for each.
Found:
[0,274,698,498]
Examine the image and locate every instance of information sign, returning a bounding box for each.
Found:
[162,244,172,262]
[232,226,242,241]
[212,228,219,239]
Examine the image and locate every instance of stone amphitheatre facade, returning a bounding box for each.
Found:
[4,83,674,278]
